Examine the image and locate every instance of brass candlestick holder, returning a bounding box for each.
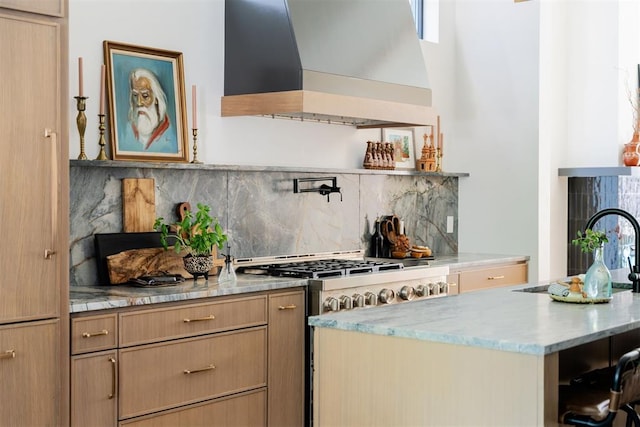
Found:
[96,114,108,160]
[436,148,442,172]
[74,96,88,160]
[191,128,202,164]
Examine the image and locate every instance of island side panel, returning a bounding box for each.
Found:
[313,328,559,426]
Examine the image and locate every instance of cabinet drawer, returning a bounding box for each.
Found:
[459,263,528,293]
[71,313,118,354]
[119,295,267,347]
[119,326,267,419]
[118,388,266,427]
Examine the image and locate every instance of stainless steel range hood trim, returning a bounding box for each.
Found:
[221,90,438,129]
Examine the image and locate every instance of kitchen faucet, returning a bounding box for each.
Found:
[584,208,640,293]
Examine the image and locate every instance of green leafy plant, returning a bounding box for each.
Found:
[571,228,609,254]
[154,203,227,256]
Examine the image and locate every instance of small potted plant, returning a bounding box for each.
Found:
[571,228,611,299]
[154,203,227,280]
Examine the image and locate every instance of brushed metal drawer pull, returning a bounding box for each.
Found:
[0,350,15,360]
[82,329,109,338]
[487,275,505,280]
[184,364,216,374]
[183,315,215,323]
[278,304,297,310]
[108,357,116,399]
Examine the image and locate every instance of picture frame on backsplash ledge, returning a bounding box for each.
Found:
[382,128,416,170]
[104,41,189,162]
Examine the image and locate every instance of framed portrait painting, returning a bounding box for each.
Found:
[104,41,188,162]
[382,128,416,170]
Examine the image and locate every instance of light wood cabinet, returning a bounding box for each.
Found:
[455,262,528,293]
[119,327,267,419]
[72,313,118,354]
[268,290,306,427]
[0,320,59,426]
[71,350,118,427]
[0,0,63,16]
[70,288,305,426]
[118,295,267,347]
[0,2,68,425]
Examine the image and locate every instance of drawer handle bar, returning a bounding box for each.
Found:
[278,304,297,310]
[108,357,116,399]
[183,315,215,323]
[487,275,505,280]
[0,350,16,360]
[82,329,109,338]
[184,364,216,374]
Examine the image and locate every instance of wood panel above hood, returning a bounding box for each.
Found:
[221,90,437,129]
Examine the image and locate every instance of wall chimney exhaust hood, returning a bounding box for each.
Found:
[221,0,436,128]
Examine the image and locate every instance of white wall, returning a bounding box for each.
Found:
[69,0,379,168]
[443,0,541,280]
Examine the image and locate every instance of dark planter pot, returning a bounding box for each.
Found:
[183,254,214,280]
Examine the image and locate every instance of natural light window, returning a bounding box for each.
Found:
[409,0,439,43]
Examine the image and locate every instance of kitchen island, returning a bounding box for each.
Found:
[308,273,640,427]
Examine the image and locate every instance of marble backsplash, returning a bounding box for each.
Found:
[70,162,460,286]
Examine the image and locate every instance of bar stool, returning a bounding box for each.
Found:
[559,347,640,426]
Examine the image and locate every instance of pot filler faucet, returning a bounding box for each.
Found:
[584,208,640,293]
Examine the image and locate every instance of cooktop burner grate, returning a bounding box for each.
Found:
[238,259,404,279]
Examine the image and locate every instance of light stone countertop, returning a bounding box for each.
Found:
[69,253,528,313]
[308,269,639,356]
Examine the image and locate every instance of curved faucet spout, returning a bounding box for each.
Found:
[584,208,640,293]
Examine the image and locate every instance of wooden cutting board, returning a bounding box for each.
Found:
[122,178,155,232]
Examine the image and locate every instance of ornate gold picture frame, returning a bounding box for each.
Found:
[104,41,188,162]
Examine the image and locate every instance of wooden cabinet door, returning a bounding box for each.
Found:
[71,351,118,427]
[0,13,60,323]
[268,290,305,427]
[0,0,63,17]
[0,320,59,425]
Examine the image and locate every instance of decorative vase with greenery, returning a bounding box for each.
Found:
[572,229,612,298]
[154,203,227,280]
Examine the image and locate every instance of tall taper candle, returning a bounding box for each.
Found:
[78,57,84,96]
[192,85,197,129]
[99,64,106,115]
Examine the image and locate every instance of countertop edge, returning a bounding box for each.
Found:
[309,277,640,357]
[69,253,529,313]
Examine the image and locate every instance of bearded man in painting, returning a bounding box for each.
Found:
[128,68,171,149]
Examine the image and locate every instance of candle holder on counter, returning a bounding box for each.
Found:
[74,96,88,160]
[95,114,108,160]
[191,128,202,164]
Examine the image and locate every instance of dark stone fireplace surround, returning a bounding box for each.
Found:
[567,176,640,276]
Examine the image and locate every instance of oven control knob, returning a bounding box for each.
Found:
[339,295,353,310]
[430,282,440,296]
[438,281,449,294]
[323,297,340,312]
[399,286,415,301]
[352,293,365,308]
[416,284,430,297]
[378,288,395,304]
[364,291,378,306]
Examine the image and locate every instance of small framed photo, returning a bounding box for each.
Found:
[382,128,416,170]
[104,41,189,162]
